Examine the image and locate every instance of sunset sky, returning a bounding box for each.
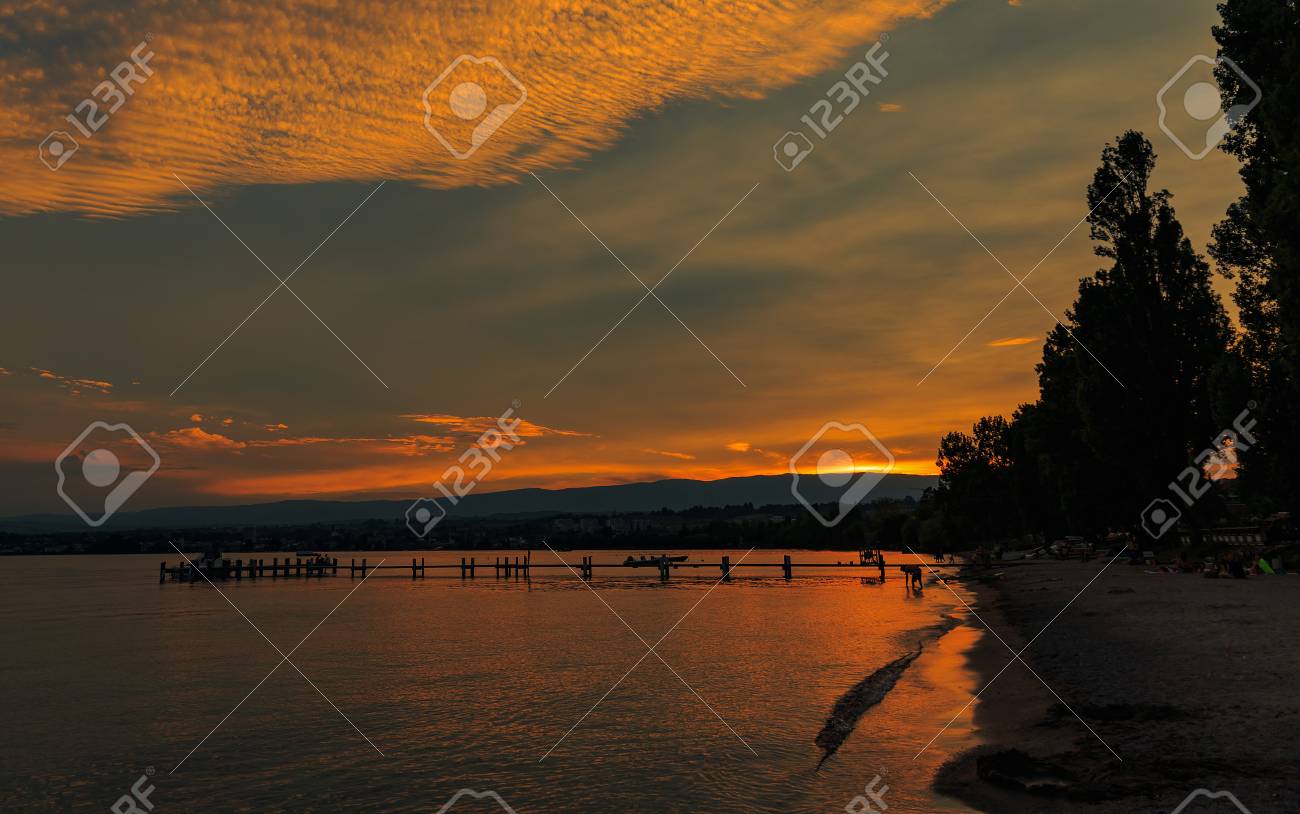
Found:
[0,0,1243,515]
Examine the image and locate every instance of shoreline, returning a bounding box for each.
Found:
[933,560,1300,814]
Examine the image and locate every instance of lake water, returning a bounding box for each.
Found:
[1,549,983,813]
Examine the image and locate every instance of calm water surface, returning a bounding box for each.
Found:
[2,550,984,813]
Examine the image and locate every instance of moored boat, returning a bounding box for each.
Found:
[623,554,689,567]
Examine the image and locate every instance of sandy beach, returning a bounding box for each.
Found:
[936,560,1300,814]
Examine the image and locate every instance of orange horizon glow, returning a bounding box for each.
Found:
[1,364,944,509]
[201,454,940,501]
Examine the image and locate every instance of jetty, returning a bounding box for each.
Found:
[158,551,969,583]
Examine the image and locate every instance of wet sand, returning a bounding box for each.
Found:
[934,559,1300,814]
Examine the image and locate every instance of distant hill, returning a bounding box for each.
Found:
[0,472,937,533]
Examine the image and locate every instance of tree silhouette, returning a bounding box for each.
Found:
[1210,0,1300,510]
[1042,132,1231,532]
[934,133,1232,543]
[934,415,1019,542]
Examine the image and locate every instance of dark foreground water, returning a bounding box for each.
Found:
[1,549,983,813]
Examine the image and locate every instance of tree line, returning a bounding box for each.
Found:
[919,1,1299,547]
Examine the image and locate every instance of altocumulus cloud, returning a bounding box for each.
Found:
[3,0,952,216]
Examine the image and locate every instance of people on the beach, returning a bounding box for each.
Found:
[1228,552,1247,579]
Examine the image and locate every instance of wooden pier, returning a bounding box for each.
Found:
[161,556,343,583]
[159,552,965,583]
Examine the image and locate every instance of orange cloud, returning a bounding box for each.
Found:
[726,441,752,452]
[2,0,952,216]
[641,448,696,461]
[255,434,455,455]
[986,336,1038,347]
[30,367,113,395]
[154,427,247,450]
[401,413,588,438]
[147,423,460,458]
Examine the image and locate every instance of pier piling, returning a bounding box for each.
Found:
[159,552,971,583]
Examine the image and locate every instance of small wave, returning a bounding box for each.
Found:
[815,614,961,768]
